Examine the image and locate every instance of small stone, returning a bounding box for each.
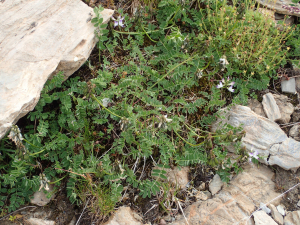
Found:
[260,202,271,214]
[281,78,296,94]
[296,77,300,91]
[247,98,266,117]
[160,219,167,225]
[297,200,300,207]
[262,93,281,121]
[209,174,223,195]
[30,184,55,206]
[253,210,278,225]
[198,182,206,191]
[195,191,209,201]
[269,204,284,225]
[277,205,286,216]
[289,125,300,141]
[104,207,142,225]
[26,218,55,225]
[273,94,294,124]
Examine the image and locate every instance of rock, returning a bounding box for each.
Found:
[104,207,143,225]
[255,0,300,17]
[296,77,300,92]
[281,78,296,94]
[277,205,286,216]
[153,166,189,189]
[284,211,300,225]
[297,200,300,207]
[195,191,209,201]
[212,105,300,171]
[269,204,284,225]
[169,164,282,225]
[289,125,300,141]
[0,0,114,140]
[253,211,277,225]
[30,184,55,206]
[292,111,300,122]
[260,202,271,214]
[198,182,206,191]
[262,93,281,121]
[26,218,55,225]
[160,219,167,225]
[209,174,223,195]
[273,94,294,124]
[247,98,266,117]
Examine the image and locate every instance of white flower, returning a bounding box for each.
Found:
[164,115,172,123]
[227,85,234,92]
[216,77,235,92]
[112,16,125,27]
[249,150,259,162]
[102,98,111,107]
[216,81,224,88]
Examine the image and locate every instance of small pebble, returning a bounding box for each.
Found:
[297,200,300,207]
[160,219,167,225]
[277,205,286,216]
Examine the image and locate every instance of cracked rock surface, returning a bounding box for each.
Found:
[212,105,300,171]
[169,164,282,225]
[0,0,114,140]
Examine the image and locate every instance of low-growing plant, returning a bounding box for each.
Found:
[0,0,294,219]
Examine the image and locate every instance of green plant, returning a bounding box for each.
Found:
[2,0,294,218]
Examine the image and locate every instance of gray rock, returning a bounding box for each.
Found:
[277,205,286,216]
[269,204,284,225]
[284,211,300,225]
[297,200,300,207]
[281,78,296,94]
[209,174,223,195]
[30,184,55,206]
[212,105,300,171]
[255,0,300,17]
[289,125,300,141]
[253,211,278,225]
[0,0,114,140]
[262,93,281,121]
[273,94,294,124]
[247,98,266,117]
[292,111,300,122]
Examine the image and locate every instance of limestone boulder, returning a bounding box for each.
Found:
[0,0,114,139]
[169,164,282,225]
[212,105,300,171]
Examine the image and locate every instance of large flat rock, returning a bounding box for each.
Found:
[0,0,113,139]
[212,105,300,171]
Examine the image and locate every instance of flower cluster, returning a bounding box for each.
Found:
[216,77,235,92]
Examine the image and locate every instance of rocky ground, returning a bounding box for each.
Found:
[1,0,300,224]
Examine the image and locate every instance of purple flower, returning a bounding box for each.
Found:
[112,16,125,27]
[249,150,259,162]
